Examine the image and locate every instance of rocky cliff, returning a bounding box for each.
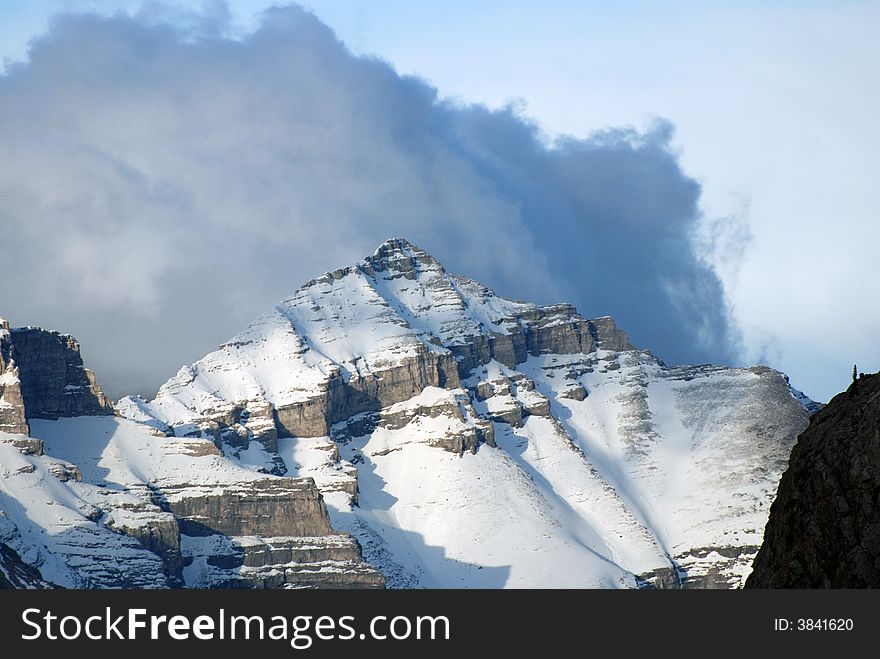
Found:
[0,319,113,426]
[8,326,114,419]
[746,372,880,588]
[119,238,813,588]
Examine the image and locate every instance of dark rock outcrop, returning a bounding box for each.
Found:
[746,372,880,588]
[170,476,386,589]
[519,304,595,357]
[560,385,588,401]
[0,320,113,425]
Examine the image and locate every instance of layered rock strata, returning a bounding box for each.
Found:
[0,319,113,426]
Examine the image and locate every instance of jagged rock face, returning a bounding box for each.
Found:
[0,380,28,436]
[117,239,813,589]
[746,372,880,588]
[99,497,184,585]
[0,433,43,456]
[0,321,112,423]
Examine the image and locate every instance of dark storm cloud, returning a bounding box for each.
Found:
[0,6,740,397]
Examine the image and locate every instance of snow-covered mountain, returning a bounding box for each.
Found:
[0,317,383,589]
[98,238,812,588]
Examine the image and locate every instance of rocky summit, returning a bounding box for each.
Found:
[746,371,880,588]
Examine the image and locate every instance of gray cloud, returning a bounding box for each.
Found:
[0,6,741,398]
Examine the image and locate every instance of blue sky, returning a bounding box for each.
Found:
[0,1,877,402]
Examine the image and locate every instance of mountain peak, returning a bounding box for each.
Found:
[371,237,423,258]
[367,238,442,274]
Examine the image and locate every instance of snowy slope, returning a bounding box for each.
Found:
[0,431,170,588]
[20,415,384,589]
[115,238,812,588]
[517,352,808,585]
[32,416,277,496]
[321,384,656,588]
